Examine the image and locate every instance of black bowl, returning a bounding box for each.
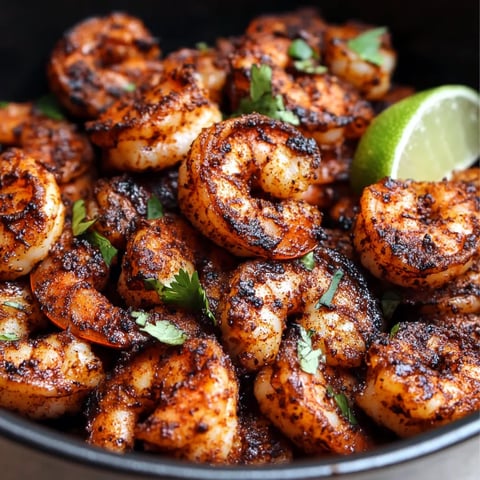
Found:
[0,1,479,478]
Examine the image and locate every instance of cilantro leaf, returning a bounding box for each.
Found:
[234,64,300,125]
[123,83,136,92]
[326,385,358,425]
[347,27,387,66]
[288,38,314,60]
[132,311,187,345]
[389,322,400,338]
[315,269,344,309]
[293,59,327,75]
[147,195,164,219]
[300,251,315,271]
[144,269,216,324]
[2,301,27,312]
[297,325,326,374]
[0,332,20,341]
[34,94,65,120]
[86,231,118,267]
[72,200,96,236]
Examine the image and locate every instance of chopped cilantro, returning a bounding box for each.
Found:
[300,251,315,271]
[389,322,400,338]
[326,385,358,425]
[147,195,164,219]
[132,311,187,345]
[0,332,20,341]
[123,83,136,92]
[315,269,344,309]
[72,200,96,236]
[293,59,327,74]
[86,231,118,267]
[297,325,326,374]
[2,301,27,312]
[288,38,315,60]
[347,27,387,66]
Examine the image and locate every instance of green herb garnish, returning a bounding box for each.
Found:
[326,385,358,425]
[389,322,401,338]
[2,301,27,312]
[234,64,300,125]
[347,27,387,66]
[72,199,118,267]
[132,311,187,345]
[381,290,402,321]
[0,332,20,341]
[145,269,216,324]
[123,83,136,92]
[297,325,326,374]
[288,39,327,74]
[195,41,210,52]
[147,195,164,219]
[288,38,314,60]
[34,94,65,120]
[300,251,315,271]
[315,269,344,309]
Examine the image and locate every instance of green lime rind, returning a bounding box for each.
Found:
[350,85,480,193]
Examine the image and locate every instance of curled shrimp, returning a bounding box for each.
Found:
[178,113,323,259]
[0,149,65,280]
[47,12,162,119]
[0,101,94,185]
[0,330,104,419]
[88,333,240,464]
[353,177,480,288]
[30,233,145,349]
[323,22,397,100]
[218,247,382,372]
[0,279,49,340]
[86,65,222,172]
[254,327,374,455]
[356,321,480,437]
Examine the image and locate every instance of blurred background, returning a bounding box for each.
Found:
[0,0,478,99]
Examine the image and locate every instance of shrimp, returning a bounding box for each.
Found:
[30,233,145,348]
[0,330,104,419]
[178,113,323,259]
[86,65,222,172]
[356,321,480,437]
[47,12,162,119]
[254,327,374,455]
[87,334,241,464]
[353,176,480,288]
[218,247,382,372]
[0,149,65,280]
[323,22,397,100]
[0,279,49,340]
[0,101,94,185]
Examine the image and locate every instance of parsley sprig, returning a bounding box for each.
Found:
[72,200,118,267]
[347,27,387,66]
[297,325,326,374]
[326,385,358,425]
[132,311,187,345]
[144,269,216,324]
[234,64,300,125]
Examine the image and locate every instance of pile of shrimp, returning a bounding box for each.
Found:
[0,8,478,465]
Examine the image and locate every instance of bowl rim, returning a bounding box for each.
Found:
[0,409,479,479]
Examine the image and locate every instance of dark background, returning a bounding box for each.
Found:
[0,0,478,100]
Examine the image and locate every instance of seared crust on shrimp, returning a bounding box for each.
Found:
[0,330,104,419]
[254,327,374,455]
[87,65,222,172]
[0,149,65,280]
[218,247,382,372]
[356,322,480,437]
[353,177,480,288]
[178,113,323,259]
[47,12,162,118]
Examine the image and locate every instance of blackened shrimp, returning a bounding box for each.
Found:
[218,247,382,372]
[88,334,241,463]
[353,177,480,288]
[47,12,162,119]
[0,279,49,340]
[356,321,480,437]
[30,234,145,348]
[0,149,65,280]
[323,22,397,100]
[254,327,374,455]
[86,65,222,172]
[0,330,104,419]
[0,101,94,185]
[178,113,323,259]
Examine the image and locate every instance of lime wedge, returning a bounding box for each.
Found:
[350,85,480,192]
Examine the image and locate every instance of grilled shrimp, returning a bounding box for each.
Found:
[254,327,374,455]
[356,321,480,437]
[0,279,49,340]
[86,65,222,172]
[353,177,480,288]
[0,101,94,185]
[0,149,65,280]
[47,12,162,119]
[323,22,397,100]
[0,330,104,419]
[30,234,145,349]
[218,247,382,372]
[88,334,240,463]
[178,113,323,259]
